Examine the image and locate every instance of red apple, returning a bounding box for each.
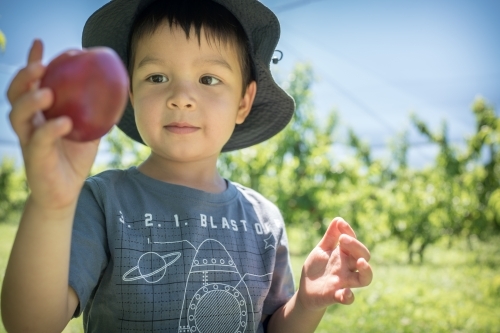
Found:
[40,47,129,142]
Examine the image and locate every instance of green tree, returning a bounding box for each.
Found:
[92,127,149,174]
[0,158,28,223]
[219,63,344,249]
[467,98,500,236]
[351,130,444,263]
[411,97,500,245]
[219,63,393,251]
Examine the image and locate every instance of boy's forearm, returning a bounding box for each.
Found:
[1,196,77,332]
[267,292,326,333]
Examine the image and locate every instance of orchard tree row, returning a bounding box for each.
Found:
[219,64,499,263]
[1,63,498,263]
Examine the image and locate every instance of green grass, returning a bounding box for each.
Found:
[1,223,499,332]
[303,239,500,333]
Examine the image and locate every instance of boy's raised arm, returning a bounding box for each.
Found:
[2,199,81,332]
[0,39,99,332]
[267,218,373,333]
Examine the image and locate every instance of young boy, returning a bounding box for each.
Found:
[2,0,372,332]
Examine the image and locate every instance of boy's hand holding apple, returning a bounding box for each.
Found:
[8,39,128,210]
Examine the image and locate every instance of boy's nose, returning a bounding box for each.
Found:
[166,82,196,110]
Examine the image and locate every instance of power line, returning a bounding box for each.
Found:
[273,0,328,13]
[279,39,399,134]
[370,139,464,149]
[0,138,18,146]
[0,136,463,149]
[278,23,485,130]
[0,62,18,74]
[276,40,440,161]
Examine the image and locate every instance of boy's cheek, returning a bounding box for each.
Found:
[135,89,164,109]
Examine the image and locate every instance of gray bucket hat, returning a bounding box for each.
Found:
[82,0,295,152]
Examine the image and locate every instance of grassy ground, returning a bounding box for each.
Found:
[1,223,499,332]
[304,238,500,333]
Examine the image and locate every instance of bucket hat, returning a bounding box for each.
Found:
[82,0,295,152]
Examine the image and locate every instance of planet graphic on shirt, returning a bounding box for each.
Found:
[122,251,181,283]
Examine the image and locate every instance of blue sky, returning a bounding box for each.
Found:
[1,0,499,167]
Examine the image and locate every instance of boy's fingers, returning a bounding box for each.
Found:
[317,217,343,252]
[342,258,373,289]
[318,217,358,252]
[29,117,72,155]
[8,40,45,101]
[27,40,44,92]
[356,258,373,287]
[9,88,53,144]
[7,62,46,104]
[334,288,354,305]
[337,219,356,238]
[338,234,371,262]
[28,39,43,64]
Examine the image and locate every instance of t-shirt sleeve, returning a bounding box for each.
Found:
[69,178,109,317]
[262,224,295,315]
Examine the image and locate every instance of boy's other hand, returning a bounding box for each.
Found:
[8,39,99,210]
[297,217,372,311]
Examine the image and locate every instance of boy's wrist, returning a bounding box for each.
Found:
[267,292,326,333]
[295,289,329,315]
[25,194,78,222]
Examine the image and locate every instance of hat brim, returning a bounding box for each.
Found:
[82,0,294,152]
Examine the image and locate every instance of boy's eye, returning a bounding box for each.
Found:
[147,75,168,83]
[200,76,221,86]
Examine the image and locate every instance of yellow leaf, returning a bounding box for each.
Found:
[0,29,6,52]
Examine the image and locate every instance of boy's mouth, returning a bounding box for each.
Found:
[164,122,199,134]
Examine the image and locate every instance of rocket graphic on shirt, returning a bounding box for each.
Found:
[177,239,254,333]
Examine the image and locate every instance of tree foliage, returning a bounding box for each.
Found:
[0,159,27,223]
[410,98,500,243]
[220,64,500,262]
[98,126,149,171]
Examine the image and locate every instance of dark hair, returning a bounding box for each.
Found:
[128,0,254,95]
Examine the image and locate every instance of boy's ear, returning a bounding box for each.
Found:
[236,80,257,125]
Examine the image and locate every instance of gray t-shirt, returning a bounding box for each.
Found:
[69,167,295,333]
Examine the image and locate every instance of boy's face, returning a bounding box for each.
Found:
[129,22,256,164]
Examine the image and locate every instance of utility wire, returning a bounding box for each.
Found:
[273,0,329,13]
[0,62,18,74]
[277,23,486,129]
[0,137,465,150]
[0,138,18,146]
[277,39,440,161]
[369,139,464,149]
[279,39,398,134]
